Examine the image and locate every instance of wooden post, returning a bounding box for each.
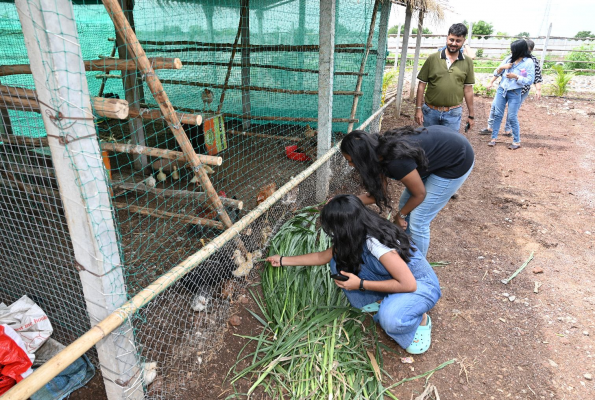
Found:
[346,0,380,133]
[540,23,552,69]
[0,78,14,135]
[116,0,147,171]
[316,0,335,202]
[395,3,412,117]
[393,23,401,70]
[370,0,391,133]
[101,0,238,236]
[468,22,473,45]
[240,0,251,130]
[217,15,243,114]
[409,10,424,101]
[15,0,144,399]
[297,0,306,89]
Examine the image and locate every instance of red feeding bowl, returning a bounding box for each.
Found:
[285,145,312,162]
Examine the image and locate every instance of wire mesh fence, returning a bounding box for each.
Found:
[0,0,389,398]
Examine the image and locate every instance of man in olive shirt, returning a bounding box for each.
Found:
[414,23,475,132]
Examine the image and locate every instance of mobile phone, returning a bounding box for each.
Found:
[330,272,349,282]
[464,121,470,133]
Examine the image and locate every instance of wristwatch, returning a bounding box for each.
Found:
[468,116,475,120]
[359,279,365,292]
[398,211,408,219]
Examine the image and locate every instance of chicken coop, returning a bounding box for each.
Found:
[0,0,393,398]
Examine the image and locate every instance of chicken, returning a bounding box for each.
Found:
[143,176,157,188]
[303,124,317,138]
[231,249,262,278]
[156,168,167,182]
[190,285,213,312]
[142,361,158,386]
[172,165,179,180]
[201,88,214,112]
[257,183,277,205]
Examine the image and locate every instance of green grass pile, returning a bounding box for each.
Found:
[228,206,393,399]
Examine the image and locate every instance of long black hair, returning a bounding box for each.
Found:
[510,39,531,62]
[321,195,413,274]
[341,128,428,211]
[340,130,389,211]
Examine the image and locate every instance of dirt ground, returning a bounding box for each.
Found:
[71,93,595,399]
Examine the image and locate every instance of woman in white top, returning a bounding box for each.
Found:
[267,195,442,354]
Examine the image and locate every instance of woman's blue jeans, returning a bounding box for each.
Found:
[398,164,474,257]
[492,87,523,143]
[487,91,529,132]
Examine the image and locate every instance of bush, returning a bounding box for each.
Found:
[565,44,595,70]
[549,65,574,96]
[473,82,496,97]
[475,48,484,58]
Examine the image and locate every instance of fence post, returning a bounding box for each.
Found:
[370,0,391,133]
[393,23,401,70]
[316,0,335,202]
[540,23,552,69]
[395,3,413,117]
[15,0,144,398]
[240,0,251,130]
[409,10,424,101]
[468,22,473,45]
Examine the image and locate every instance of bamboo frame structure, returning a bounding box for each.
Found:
[0,58,183,77]
[101,0,240,249]
[113,182,243,210]
[2,94,398,400]
[346,0,379,133]
[0,135,222,166]
[147,46,378,55]
[140,40,365,50]
[113,202,225,230]
[97,42,117,97]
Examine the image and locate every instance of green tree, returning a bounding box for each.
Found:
[388,25,400,35]
[566,44,595,70]
[575,30,593,38]
[465,20,494,39]
[516,32,530,38]
[496,31,509,37]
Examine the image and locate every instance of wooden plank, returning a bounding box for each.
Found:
[113,202,225,230]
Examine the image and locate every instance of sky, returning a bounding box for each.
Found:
[388,0,595,38]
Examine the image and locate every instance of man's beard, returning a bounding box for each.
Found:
[447,45,461,54]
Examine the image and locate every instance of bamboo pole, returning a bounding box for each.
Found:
[113,202,225,230]
[0,58,183,77]
[227,129,302,142]
[97,42,117,97]
[2,94,397,400]
[217,14,243,114]
[116,0,147,171]
[140,40,366,49]
[101,142,222,165]
[180,60,366,76]
[346,0,380,133]
[113,182,243,210]
[101,0,239,240]
[224,114,358,123]
[395,4,413,117]
[0,134,222,166]
[144,46,377,55]
[370,0,391,134]
[128,107,202,125]
[240,0,251,130]
[0,88,130,120]
[158,79,362,96]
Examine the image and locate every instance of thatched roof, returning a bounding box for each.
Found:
[391,0,448,21]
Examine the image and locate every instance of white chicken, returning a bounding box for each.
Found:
[142,361,158,386]
[156,168,167,182]
[172,165,180,180]
[143,176,157,188]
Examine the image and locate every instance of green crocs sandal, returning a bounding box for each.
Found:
[405,315,432,354]
[360,302,380,313]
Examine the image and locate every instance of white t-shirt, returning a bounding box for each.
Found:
[366,237,395,259]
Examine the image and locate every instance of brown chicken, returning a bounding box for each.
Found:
[257,182,277,205]
[201,88,214,112]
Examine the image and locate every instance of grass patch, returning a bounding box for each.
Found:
[228,206,391,399]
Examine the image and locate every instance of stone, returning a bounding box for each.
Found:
[509,296,516,302]
[585,374,593,381]
[584,331,590,336]
[229,315,242,326]
[533,267,544,274]
[548,359,558,368]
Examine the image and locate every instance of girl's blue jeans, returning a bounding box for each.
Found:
[492,87,523,143]
[330,245,441,349]
[398,164,474,257]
